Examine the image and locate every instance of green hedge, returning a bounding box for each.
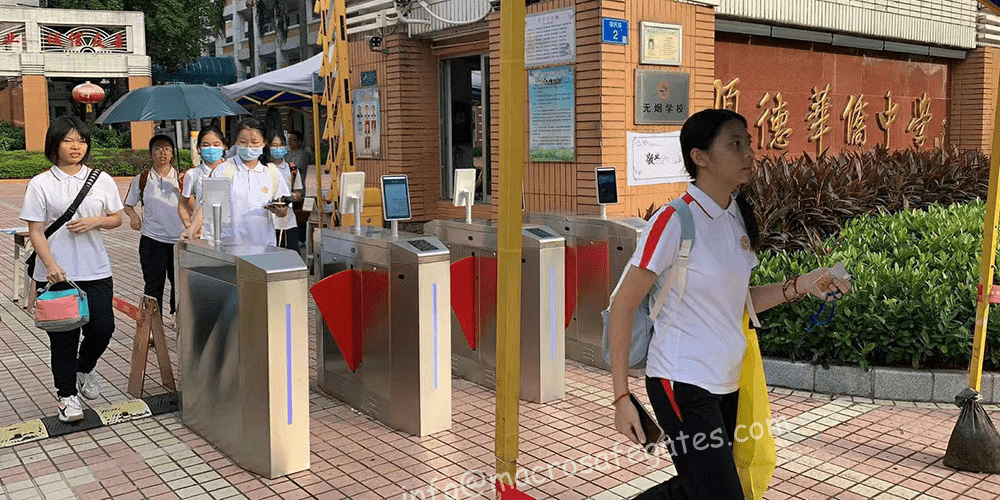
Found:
[0,149,193,179]
[753,200,1000,371]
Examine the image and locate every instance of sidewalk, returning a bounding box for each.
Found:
[0,175,997,500]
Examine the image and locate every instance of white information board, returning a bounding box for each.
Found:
[626,131,690,186]
[525,8,576,68]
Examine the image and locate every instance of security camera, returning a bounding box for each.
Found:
[367,36,383,51]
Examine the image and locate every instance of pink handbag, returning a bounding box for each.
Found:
[34,280,90,332]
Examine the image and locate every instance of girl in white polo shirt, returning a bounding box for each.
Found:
[178,126,229,236]
[20,116,124,423]
[608,109,852,499]
[180,118,290,246]
[264,130,304,251]
[124,134,186,318]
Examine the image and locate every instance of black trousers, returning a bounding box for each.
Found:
[138,235,175,314]
[40,277,115,398]
[634,378,743,500]
[276,226,299,252]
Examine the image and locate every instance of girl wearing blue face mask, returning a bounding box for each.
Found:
[179,127,230,238]
[182,119,291,247]
[265,131,304,251]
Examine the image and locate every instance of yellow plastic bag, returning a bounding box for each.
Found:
[732,310,776,500]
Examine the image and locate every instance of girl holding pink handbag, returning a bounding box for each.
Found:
[20,116,124,423]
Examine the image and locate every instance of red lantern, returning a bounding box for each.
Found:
[72,81,105,113]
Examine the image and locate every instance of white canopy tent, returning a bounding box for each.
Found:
[221,53,323,108]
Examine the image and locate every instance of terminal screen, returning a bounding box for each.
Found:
[596,167,618,204]
[381,175,411,221]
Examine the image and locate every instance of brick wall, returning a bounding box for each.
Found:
[951,45,1000,152]
[487,0,714,220]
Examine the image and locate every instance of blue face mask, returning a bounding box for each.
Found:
[270,147,288,160]
[237,145,263,162]
[200,146,224,163]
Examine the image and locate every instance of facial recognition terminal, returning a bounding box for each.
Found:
[596,167,618,205]
[202,178,232,223]
[381,175,412,221]
[340,171,366,233]
[453,169,476,224]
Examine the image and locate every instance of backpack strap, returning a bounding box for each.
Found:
[650,195,695,319]
[138,170,149,205]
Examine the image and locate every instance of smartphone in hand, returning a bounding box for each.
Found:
[630,393,664,448]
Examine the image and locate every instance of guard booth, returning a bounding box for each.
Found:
[176,239,310,479]
[423,170,566,403]
[312,173,452,437]
[528,167,646,370]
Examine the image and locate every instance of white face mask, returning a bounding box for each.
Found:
[237,146,263,161]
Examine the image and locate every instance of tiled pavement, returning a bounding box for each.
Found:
[0,174,998,500]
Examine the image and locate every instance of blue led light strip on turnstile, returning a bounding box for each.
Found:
[286,303,293,425]
[550,266,556,361]
[433,283,439,389]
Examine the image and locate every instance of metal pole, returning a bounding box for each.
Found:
[313,95,323,228]
[970,71,1000,391]
[496,0,525,488]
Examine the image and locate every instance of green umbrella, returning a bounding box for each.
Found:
[96,83,249,124]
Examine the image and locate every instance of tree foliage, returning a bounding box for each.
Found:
[43,0,224,71]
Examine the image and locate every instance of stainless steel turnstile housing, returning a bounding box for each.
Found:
[316,226,451,436]
[525,214,646,370]
[423,219,566,403]
[176,239,310,479]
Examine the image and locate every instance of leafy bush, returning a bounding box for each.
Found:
[0,122,25,151]
[742,146,989,253]
[0,149,193,178]
[90,126,131,149]
[753,200,1000,371]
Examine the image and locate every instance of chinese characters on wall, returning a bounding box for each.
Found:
[712,77,935,154]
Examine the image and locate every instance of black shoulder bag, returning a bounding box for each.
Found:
[25,168,103,278]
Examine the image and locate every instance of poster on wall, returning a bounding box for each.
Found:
[640,22,682,66]
[627,131,689,186]
[353,87,380,158]
[529,66,575,162]
[525,8,576,68]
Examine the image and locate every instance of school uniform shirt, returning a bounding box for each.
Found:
[19,165,125,282]
[629,184,758,395]
[270,160,303,231]
[124,167,185,244]
[205,156,291,247]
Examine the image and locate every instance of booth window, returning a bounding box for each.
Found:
[440,55,490,203]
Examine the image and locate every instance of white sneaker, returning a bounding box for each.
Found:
[58,395,84,422]
[77,370,102,400]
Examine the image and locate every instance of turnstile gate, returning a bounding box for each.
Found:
[423,219,566,403]
[525,214,646,371]
[176,240,310,479]
[315,226,451,436]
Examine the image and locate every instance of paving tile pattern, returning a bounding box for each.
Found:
[0,175,996,499]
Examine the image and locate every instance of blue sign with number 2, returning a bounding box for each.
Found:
[602,18,629,45]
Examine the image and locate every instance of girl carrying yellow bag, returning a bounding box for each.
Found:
[608,109,852,500]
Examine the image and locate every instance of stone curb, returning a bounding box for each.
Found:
[763,357,996,403]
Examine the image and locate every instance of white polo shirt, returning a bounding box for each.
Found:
[270,160,303,231]
[629,185,758,395]
[20,165,125,282]
[124,167,185,244]
[204,156,290,246]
